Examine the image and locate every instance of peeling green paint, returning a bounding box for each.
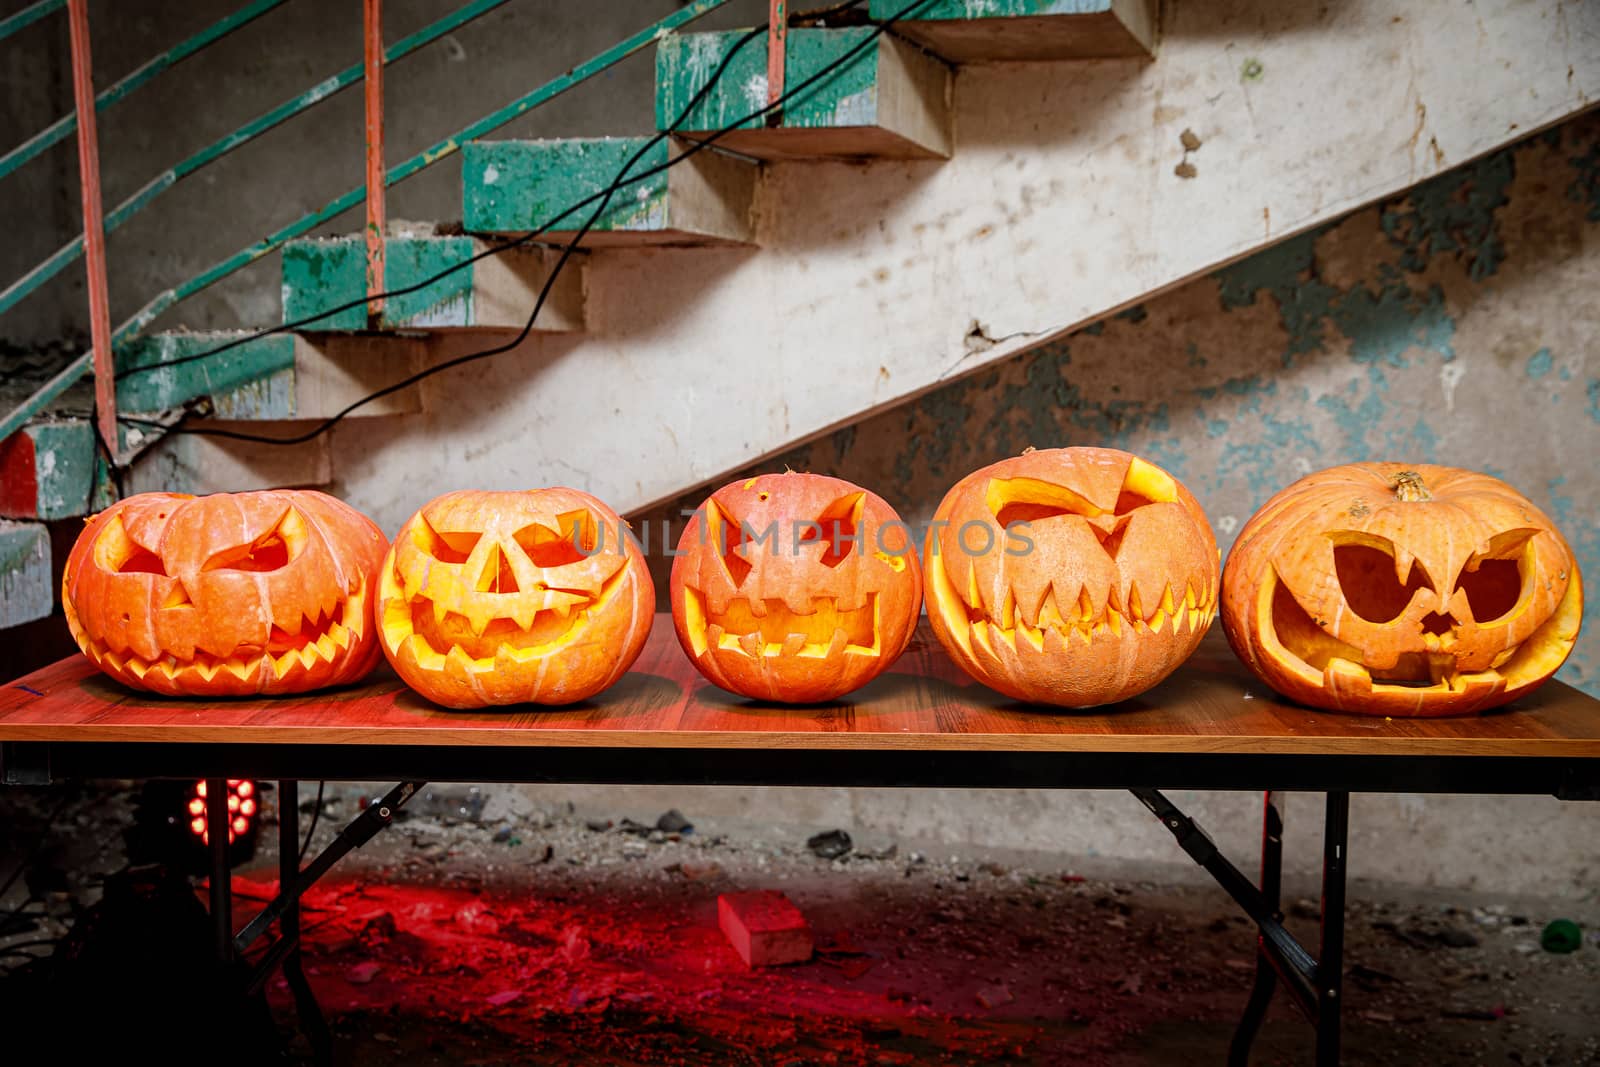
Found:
[1380,149,1513,280]
[282,236,476,329]
[656,27,881,134]
[1526,347,1553,379]
[0,520,51,628]
[116,332,296,413]
[464,138,673,235]
[869,0,1114,18]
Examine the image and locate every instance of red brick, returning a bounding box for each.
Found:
[717,891,813,967]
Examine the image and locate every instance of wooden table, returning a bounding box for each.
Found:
[4,617,1598,1067]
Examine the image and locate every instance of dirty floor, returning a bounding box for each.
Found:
[1,783,1596,1065]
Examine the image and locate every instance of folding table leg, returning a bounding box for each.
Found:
[1228,790,1284,1067]
[205,776,232,965]
[278,780,332,1064]
[1316,791,1350,1066]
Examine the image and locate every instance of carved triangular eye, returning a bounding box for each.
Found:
[798,492,865,568]
[1458,528,1537,624]
[417,516,481,564]
[707,501,752,586]
[1330,534,1433,623]
[203,508,307,573]
[514,510,596,569]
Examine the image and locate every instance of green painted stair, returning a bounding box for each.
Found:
[463,137,757,246]
[0,329,422,521]
[870,0,1156,62]
[282,233,584,332]
[655,26,951,160]
[0,520,52,628]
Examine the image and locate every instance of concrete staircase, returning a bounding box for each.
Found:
[3,0,1596,627]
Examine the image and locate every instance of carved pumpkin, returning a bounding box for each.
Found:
[1221,463,1582,716]
[378,488,653,708]
[924,447,1219,707]
[62,490,387,696]
[670,473,922,703]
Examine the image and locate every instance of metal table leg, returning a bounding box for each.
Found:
[204,776,232,964]
[1316,791,1350,1066]
[1229,790,1284,1066]
[278,780,331,1064]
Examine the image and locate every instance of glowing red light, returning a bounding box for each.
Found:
[240,799,256,816]
[196,782,207,798]
[201,830,210,845]
[236,781,253,798]
[190,816,206,834]
[228,794,240,812]
[188,798,205,815]
[232,816,249,835]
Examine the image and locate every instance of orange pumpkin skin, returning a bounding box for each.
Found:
[63,490,387,696]
[670,473,922,703]
[378,488,653,708]
[1221,463,1583,717]
[924,448,1219,707]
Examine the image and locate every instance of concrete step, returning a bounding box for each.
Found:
[118,331,426,421]
[281,234,584,333]
[0,413,334,520]
[655,27,950,161]
[0,520,52,628]
[871,0,1156,62]
[464,137,757,247]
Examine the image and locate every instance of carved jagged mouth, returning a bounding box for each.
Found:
[382,563,632,669]
[682,589,880,659]
[966,581,1212,655]
[1258,567,1580,695]
[86,590,365,684]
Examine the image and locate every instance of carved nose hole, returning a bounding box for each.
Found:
[1090,518,1129,559]
[475,544,520,594]
[1420,612,1452,637]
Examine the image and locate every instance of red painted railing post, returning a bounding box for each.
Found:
[766,0,786,127]
[363,0,385,325]
[65,0,116,456]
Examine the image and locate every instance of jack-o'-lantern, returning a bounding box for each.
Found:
[1221,463,1582,716]
[670,473,922,703]
[62,490,387,696]
[378,488,653,708]
[925,447,1219,707]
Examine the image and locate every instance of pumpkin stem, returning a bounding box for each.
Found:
[1391,470,1432,502]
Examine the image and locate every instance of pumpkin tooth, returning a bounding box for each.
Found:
[1036,586,1066,631]
[1189,608,1205,634]
[964,559,983,612]
[509,603,542,632]
[1393,548,1417,587]
[1106,606,1123,636]
[781,633,808,657]
[1184,582,1198,610]
[1018,621,1045,651]
[989,621,1016,649]
[1077,587,1095,624]
[998,587,1017,631]
[1159,585,1176,619]
[1126,583,1145,623]
[738,631,764,658]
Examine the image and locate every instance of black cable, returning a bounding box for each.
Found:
[119,0,936,448]
[297,780,325,864]
[112,0,906,386]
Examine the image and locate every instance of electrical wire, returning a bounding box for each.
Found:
[111,0,937,450]
[111,0,912,386]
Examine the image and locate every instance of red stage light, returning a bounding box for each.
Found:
[186,780,257,850]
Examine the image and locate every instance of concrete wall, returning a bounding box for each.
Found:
[602,114,1600,898]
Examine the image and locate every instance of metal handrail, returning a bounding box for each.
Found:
[0,0,290,182]
[0,0,63,44]
[0,0,735,445]
[0,0,511,320]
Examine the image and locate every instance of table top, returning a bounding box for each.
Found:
[2,616,1597,758]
